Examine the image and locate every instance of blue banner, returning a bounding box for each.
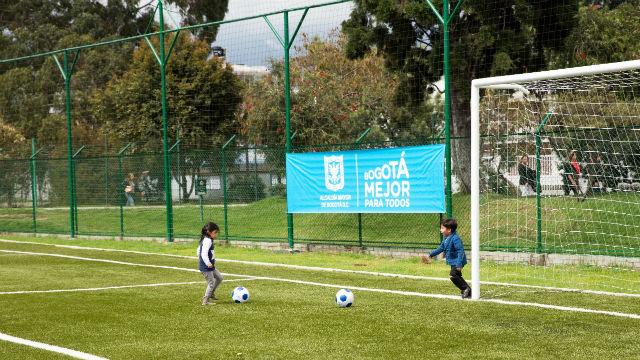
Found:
[286,145,445,213]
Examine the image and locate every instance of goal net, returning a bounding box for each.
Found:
[470,60,640,300]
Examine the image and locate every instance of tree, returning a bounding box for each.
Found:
[342,0,581,191]
[0,119,28,207]
[0,1,232,205]
[92,33,243,199]
[241,34,441,147]
[556,1,640,67]
[0,0,230,151]
[0,0,229,59]
[165,0,230,43]
[0,119,27,159]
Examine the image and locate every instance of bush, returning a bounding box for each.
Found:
[227,174,266,203]
[270,183,286,197]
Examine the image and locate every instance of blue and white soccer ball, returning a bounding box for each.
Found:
[232,286,250,303]
[335,288,354,308]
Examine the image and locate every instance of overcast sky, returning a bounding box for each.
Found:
[165,0,353,66]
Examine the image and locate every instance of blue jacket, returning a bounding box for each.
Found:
[429,232,467,268]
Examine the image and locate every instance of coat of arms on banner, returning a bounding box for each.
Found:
[324,155,344,191]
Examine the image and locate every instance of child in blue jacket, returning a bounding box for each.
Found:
[422,218,471,299]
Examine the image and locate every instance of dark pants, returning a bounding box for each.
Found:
[449,266,470,293]
[563,175,581,196]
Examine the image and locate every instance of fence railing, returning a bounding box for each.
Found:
[0,143,453,248]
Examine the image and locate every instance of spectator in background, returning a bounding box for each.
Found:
[124,173,135,206]
[617,160,640,192]
[518,154,537,196]
[562,151,585,201]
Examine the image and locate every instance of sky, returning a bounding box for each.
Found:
[164,0,353,66]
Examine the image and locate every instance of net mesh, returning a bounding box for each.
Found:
[477,65,640,296]
[0,1,638,257]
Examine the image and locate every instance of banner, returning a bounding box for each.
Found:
[286,145,445,213]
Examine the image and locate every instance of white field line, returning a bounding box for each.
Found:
[2,239,639,298]
[0,332,107,360]
[0,249,250,277]
[0,278,257,296]
[247,275,640,320]
[1,249,639,320]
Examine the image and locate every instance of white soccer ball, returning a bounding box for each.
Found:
[232,286,250,303]
[335,288,354,308]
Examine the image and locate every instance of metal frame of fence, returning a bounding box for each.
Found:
[0,0,462,246]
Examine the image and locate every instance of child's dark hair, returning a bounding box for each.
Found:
[200,222,220,241]
[441,218,458,232]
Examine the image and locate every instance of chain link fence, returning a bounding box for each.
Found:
[0,141,462,249]
[1,1,635,251]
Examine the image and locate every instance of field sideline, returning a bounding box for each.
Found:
[1,235,639,359]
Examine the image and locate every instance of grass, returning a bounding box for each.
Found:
[1,191,639,256]
[0,196,450,246]
[0,235,639,359]
[481,192,640,256]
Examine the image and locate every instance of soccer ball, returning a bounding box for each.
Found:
[335,288,354,308]
[232,286,250,303]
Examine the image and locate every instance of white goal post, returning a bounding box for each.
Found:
[470,60,640,300]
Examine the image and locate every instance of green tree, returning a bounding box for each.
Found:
[0,119,27,159]
[242,35,440,147]
[92,33,243,199]
[342,0,580,191]
[0,119,28,207]
[0,0,230,150]
[0,0,229,59]
[557,1,640,67]
[166,0,230,43]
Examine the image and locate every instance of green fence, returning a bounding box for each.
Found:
[0,142,461,249]
[1,0,636,252]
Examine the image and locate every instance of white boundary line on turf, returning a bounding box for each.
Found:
[0,279,257,296]
[0,332,107,360]
[1,238,639,298]
[0,249,250,278]
[247,275,640,320]
[2,249,639,320]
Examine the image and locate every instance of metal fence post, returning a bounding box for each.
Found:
[221,135,236,240]
[536,112,553,254]
[424,0,465,217]
[52,49,81,238]
[354,128,371,247]
[168,138,181,205]
[72,145,85,235]
[104,133,109,206]
[30,139,43,234]
[117,143,132,238]
[157,0,174,242]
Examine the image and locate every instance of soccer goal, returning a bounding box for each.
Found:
[470,60,640,300]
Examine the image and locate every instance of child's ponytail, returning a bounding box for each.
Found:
[200,221,220,242]
[200,226,208,242]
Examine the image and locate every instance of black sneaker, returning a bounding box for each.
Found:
[462,288,472,299]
